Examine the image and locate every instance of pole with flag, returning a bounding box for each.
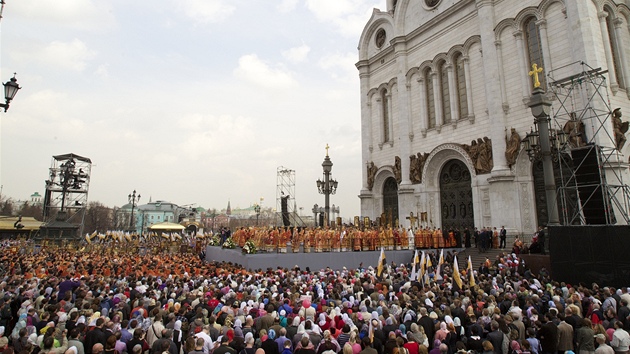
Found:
[410,250,419,280]
[467,255,476,287]
[377,247,386,277]
[435,249,444,281]
[452,255,463,291]
[417,251,426,285]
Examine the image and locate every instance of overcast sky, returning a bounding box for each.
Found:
[0,0,387,219]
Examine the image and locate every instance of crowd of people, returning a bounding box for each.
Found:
[0,239,627,354]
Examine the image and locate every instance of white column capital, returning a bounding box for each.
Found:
[598,11,609,21]
[512,30,523,39]
[535,18,547,28]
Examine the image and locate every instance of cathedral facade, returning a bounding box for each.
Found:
[357,0,630,233]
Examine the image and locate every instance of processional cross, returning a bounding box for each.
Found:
[528,63,544,88]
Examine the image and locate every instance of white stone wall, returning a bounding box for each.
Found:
[357,0,630,232]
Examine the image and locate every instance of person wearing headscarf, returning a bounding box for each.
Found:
[11,313,28,341]
[408,324,428,348]
[173,320,183,354]
[261,329,279,354]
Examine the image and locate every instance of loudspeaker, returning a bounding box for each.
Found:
[550,226,630,287]
[571,146,612,224]
[281,195,290,227]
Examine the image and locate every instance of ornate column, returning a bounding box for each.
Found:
[446,63,460,125]
[495,40,509,114]
[386,92,394,146]
[476,0,510,173]
[376,96,384,149]
[462,56,475,122]
[513,30,531,101]
[431,71,443,132]
[358,62,372,191]
[598,12,619,92]
[417,77,428,136]
[536,19,553,81]
[406,82,414,140]
[613,18,630,97]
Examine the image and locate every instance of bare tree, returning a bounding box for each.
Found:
[0,197,13,216]
[19,202,43,221]
[83,201,115,233]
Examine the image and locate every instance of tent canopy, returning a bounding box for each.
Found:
[149,222,185,230]
[0,216,44,231]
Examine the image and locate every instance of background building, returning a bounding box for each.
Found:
[358,0,630,233]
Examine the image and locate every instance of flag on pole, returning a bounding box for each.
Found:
[419,251,426,282]
[467,255,476,287]
[410,250,419,280]
[452,256,463,290]
[377,247,386,277]
[435,249,444,280]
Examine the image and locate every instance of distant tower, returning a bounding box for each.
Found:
[226,200,231,216]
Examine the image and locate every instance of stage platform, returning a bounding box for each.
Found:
[205,246,422,271]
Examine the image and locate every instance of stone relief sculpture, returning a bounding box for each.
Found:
[367,161,378,191]
[612,108,628,151]
[563,112,587,148]
[505,128,521,167]
[461,137,493,174]
[394,156,402,183]
[409,152,429,184]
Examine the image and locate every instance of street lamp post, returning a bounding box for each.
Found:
[0,74,21,112]
[254,204,261,226]
[128,190,141,231]
[316,145,338,227]
[523,86,560,227]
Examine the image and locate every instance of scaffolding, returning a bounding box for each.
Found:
[547,61,630,225]
[276,166,306,227]
[42,153,92,234]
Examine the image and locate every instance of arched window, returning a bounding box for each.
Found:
[454,53,468,119]
[524,17,546,88]
[605,7,624,88]
[440,61,451,123]
[381,89,390,142]
[426,69,436,128]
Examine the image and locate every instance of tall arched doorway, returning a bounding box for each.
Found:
[382,177,399,227]
[440,159,474,231]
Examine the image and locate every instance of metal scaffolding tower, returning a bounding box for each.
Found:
[276,166,305,227]
[43,153,92,235]
[548,61,630,225]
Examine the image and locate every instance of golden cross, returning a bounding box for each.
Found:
[528,63,544,89]
[325,143,330,157]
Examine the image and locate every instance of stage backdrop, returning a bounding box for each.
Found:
[549,225,630,288]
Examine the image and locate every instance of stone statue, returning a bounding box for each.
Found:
[563,112,586,148]
[409,152,429,184]
[612,108,628,151]
[367,161,378,191]
[394,156,402,183]
[409,154,418,183]
[475,137,493,174]
[461,140,479,169]
[505,128,521,167]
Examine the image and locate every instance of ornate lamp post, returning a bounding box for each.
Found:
[0,74,21,112]
[254,204,261,226]
[316,145,338,227]
[128,190,141,230]
[523,64,560,227]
